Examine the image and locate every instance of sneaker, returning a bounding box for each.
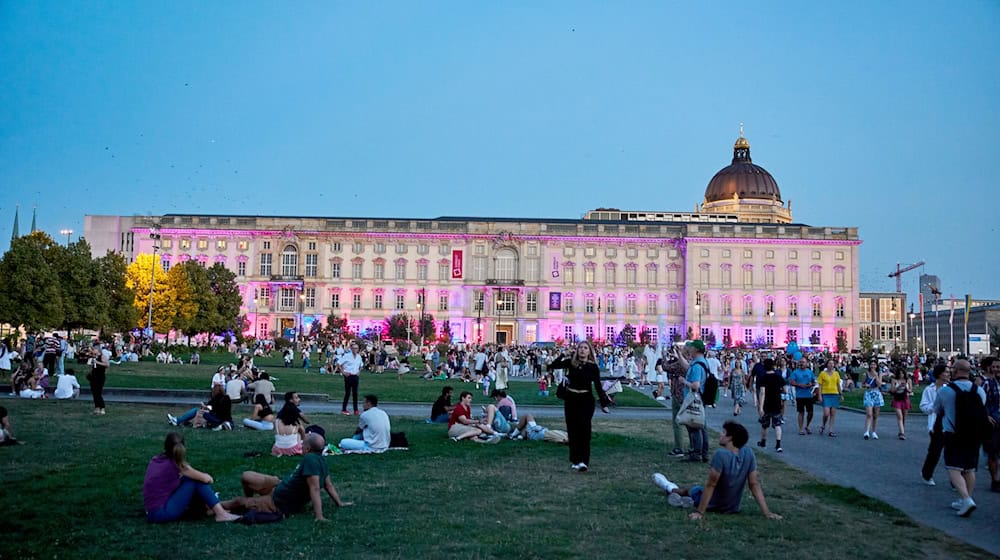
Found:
[922,477,936,486]
[341,411,351,416]
[683,455,703,463]
[956,497,977,517]
[776,446,783,453]
[668,493,694,508]
[509,428,520,439]
[223,421,233,431]
[571,463,581,471]
[950,500,963,510]
[577,463,588,472]
[863,432,870,440]
[871,432,879,440]
[668,448,686,457]
[212,424,224,432]
[652,473,679,493]
[354,410,360,415]
[167,414,177,426]
[757,440,766,448]
[449,436,459,442]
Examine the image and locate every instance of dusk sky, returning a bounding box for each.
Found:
[1,2,997,303]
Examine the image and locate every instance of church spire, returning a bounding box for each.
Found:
[11,204,19,241]
[30,205,37,233]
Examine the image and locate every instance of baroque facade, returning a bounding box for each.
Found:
[85,132,862,349]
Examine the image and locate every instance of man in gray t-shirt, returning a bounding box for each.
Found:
[651,421,782,520]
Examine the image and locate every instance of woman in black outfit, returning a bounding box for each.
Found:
[551,341,610,472]
[89,342,109,415]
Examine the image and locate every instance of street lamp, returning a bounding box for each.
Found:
[59,228,73,246]
[769,310,775,347]
[475,292,483,344]
[694,290,702,339]
[147,227,161,337]
[298,293,306,340]
[416,301,423,349]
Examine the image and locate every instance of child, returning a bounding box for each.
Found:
[538,375,549,397]
[482,373,491,397]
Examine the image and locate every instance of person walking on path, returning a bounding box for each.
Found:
[817,359,842,437]
[756,359,786,453]
[933,359,987,517]
[789,358,816,435]
[550,341,610,472]
[890,368,913,440]
[862,362,885,440]
[336,343,363,415]
[920,364,949,486]
[979,356,1000,493]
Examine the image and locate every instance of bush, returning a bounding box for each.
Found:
[274,337,292,350]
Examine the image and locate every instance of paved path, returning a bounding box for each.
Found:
[8,385,996,555]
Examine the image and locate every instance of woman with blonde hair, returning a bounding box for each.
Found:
[549,341,611,472]
[142,432,239,523]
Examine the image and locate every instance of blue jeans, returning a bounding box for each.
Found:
[686,426,708,459]
[146,477,220,523]
[175,408,199,424]
[339,436,371,451]
[430,413,449,423]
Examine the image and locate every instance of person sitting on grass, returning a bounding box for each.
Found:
[428,386,455,423]
[142,432,240,523]
[503,413,568,443]
[273,392,309,456]
[17,366,45,399]
[338,394,391,452]
[54,368,81,400]
[447,391,500,443]
[221,432,353,522]
[167,385,233,431]
[243,394,275,431]
[0,406,24,446]
[651,421,782,521]
[248,372,276,405]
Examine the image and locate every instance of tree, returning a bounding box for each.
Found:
[722,331,732,348]
[125,254,195,334]
[384,313,414,340]
[176,261,213,336]
[809,332,821,345]
[859,328,874,355]
[96,250,137,333]
[418,313,436,340]
[836,330,849,354]
[54,239,109,332]
[167,264,198,336]
[439,321,453,344]
[619,324,636,345]
[0,232,65,330]
[752,336,769,350]
[206,264,243,334]
[326,314,348,333]
[638,327,651,346]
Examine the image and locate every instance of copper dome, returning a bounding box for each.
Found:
[704,133,781,204]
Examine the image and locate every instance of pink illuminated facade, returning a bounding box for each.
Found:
[83,133,862,349]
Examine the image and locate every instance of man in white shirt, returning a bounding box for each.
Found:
[225,374,246,404]
[337,343,364,415]
[339,394,391,451]
[706,352,722,380]
[474,348,488,376]
[54,368,81,399]
[920,364,949,486]
[642,342,658,387]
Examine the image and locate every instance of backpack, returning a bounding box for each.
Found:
[389,431,409,448]
[947,382,991,445]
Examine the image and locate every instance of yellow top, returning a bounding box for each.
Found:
[817,369,841,395]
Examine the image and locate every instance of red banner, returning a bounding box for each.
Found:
[451,250,463,278]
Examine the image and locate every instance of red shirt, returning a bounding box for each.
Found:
[449,403,470,429]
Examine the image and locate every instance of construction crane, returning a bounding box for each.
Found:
[887,261,925,293]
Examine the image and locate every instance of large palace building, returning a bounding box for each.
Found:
[85,131,862,348]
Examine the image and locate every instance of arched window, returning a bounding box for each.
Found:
[494,248,518,282]
[281,244,298,276]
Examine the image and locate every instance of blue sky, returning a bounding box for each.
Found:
[1,2,998,302]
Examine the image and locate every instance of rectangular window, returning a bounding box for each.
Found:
[743,250,752,258]
[812,302,822,317]
[722,328,731,345]
[812,251,821,260]
[418,264,428,281]
[625,299,637,315]
[646,268,657,286]
[585,326,594,340]
[216,239,227,251]
[304,288,316,309]
[564,325,575,341]
[332,242,342,253]
[788,329,798,342]
[374,294,383,309]
[279,288,295,311]
[395,243,406,254]
[197,239,208,251]
[811,270,821,288]
[743,299,754,316]
[668,268,679,286]
[259,253,272,276]
[766,300,775,315]
[604,267,616,285]
[860,299,871,322]
[584,268,595,285]
[474,291,484,312]
[352,242,363,253]
[374,263,385,280]
[701,327,711,339]
[766,329,774,346]
[605,248,617,258]
[764,268,775,289]
[835,251,845,260]
[473,257,487,281]
[352,263,363,279]
[331,263,341,278]
[699,267,709,285]
[330,293,339,309]
[585,297,595,313]
[374,243,386,254]
[626,247,637,258]
[647,248,658,258]
[161,239,173,249]
[836,300,845,318]
[565,297,574,313]
[789,301,799,317]
[626,267,637,286]
[438,294,448,311]
[646,299,657,315]
[476,244,486,255]
[237,261,246,276]
[721,267,732,288]
[418,244,429,255]
[789,250,797,259]
[812,330,822,344]
[439,244,449,256]
[526,259,539,281]
[307,241,316,251]
[564,267,575,284]
[721,298,732,316]
[238,240,249,251]
[743,268,753,289]
[162,260,171,272]
[438,263,449,280]
[305,254,318,277]
[788,269,798,288]
[744,329,753,344]
[584,247,596,258]
[393,262,405,280]
[607,299,616,314]
[526,292,538,312]
[608,326,617,341]
[765,250,774,259]
[352,294,362,310]
[395,294,405,309]
[527,245,538,257]
[835,269,845,289]
[281,251,296,276]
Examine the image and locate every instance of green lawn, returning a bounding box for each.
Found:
[99,360,658,407]
[0,400,989,559]
[840,385,927,413]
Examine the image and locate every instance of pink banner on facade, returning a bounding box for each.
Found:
[451,250,463,278]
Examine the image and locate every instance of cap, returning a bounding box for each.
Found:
[686,339,706,353]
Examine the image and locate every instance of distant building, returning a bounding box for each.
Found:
[859,292,908,352]
[919,274,941,308]
[912,303,999,357]
[85,131,861,348]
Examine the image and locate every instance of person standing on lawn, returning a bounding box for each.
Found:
[920,364,949,486]
[222,432,353,521]
[680,340,710,463]
[933,359,987,517]
[336,343,363,415]
[142,432,240,523]
[756,359,786,453]
[651,421,782,521]
[665,346,690,457]
[862,361,885,440]
[88,341,111,416]
[549,341,611,472]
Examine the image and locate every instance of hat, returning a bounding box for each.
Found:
[686,339,706,353]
